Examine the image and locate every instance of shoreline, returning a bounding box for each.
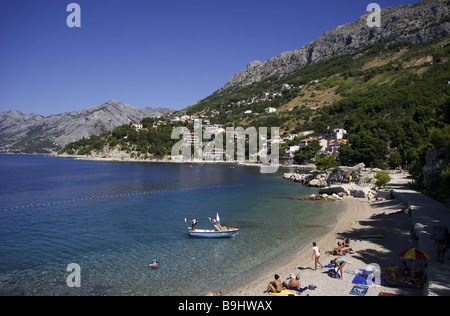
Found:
[3,154,427,296]
[228,174,424,296]
[55,154,317,170]
[227,197,361,296]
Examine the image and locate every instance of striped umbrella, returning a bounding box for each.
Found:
[399,248,430,260]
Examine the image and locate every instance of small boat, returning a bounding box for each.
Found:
[185,213,239,238]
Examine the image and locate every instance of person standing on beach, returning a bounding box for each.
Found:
[312,242,324,270]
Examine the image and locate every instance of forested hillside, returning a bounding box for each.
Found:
[60,0,450,199]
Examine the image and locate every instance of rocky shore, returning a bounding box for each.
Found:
[283,164,390,202]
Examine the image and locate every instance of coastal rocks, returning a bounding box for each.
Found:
[302,193,344,202]
[283,167,375,188]
[283,171,327,187]
[318,186,348,196]
[318,184,371,199]
[284,166,378,202]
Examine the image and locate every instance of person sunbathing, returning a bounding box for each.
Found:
[326,242,344,255]
[343,238,351,248]
[283,275,301,291]
[342,247,355,255]
[264,274,285,293]
[388,261,412,284]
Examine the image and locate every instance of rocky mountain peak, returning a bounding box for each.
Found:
[222,0,450,90]
[0,101,173,154]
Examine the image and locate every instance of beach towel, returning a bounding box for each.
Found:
[286,286,308,294]
[268,289,299,296]
[349,285,369,296]
[352,275,374,286]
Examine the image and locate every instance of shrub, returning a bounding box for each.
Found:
[374,171,391,187]
[315,156,337,171]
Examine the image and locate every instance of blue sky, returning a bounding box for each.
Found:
[0,0,422,116]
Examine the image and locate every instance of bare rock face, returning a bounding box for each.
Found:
[223,0,450,90]
[0,100,173,153]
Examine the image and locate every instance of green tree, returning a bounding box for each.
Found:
[315,156,337,171]
[338,143,355,166]
[374,171,391,188]
[388,149,403,169]
[442,164,450,195]
[294,140,321,164]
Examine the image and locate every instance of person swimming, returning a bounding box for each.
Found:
[149,260,159,268]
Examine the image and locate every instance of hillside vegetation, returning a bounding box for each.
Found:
[63,39,450,167]
[182,39,450,168]
[61,39,450,199]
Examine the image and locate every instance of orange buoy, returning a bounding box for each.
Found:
[30,204,34,208]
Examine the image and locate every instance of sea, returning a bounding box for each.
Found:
[0,154,344,296]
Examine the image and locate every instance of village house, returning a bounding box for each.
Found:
[282,133,299,142]
[203,126,225,139]
[152,121,167,128]
[265,107,277,114]
[286,145,300,154]
[203,148,225,161]
[326,139,348,157]
[299,136,319,147]
[183,133,200,145]
[333,128,347,140]
[132,123,143,131]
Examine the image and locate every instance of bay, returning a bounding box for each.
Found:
[0,154,343,296]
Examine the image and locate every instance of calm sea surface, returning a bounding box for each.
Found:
[0,154,344,296]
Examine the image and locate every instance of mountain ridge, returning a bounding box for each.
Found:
[222,0,450,90]
[0,100,173,154]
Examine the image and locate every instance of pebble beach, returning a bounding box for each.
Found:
[228,173,425,296]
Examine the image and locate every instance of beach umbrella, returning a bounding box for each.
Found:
[399,248,430,278]
[399,248,430,261]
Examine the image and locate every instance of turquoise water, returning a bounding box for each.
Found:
[0,155,344,296]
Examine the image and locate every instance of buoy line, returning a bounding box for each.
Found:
[1,184,245,213]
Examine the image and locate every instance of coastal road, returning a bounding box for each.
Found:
[389,174,450,296]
